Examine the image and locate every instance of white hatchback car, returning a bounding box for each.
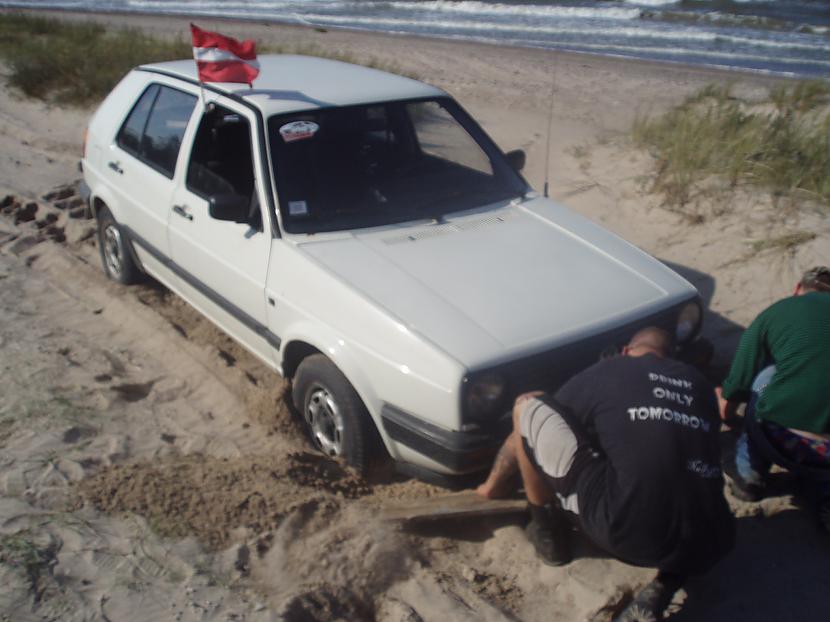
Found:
[81,55,702,478]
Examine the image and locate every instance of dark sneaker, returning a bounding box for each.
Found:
[525,505,572,566]
[722,460,765,502]
[613,575,684,622]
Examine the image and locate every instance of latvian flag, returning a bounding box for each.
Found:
[191,24,260,87]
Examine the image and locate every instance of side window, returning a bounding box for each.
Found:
[409,101,493,175]
[115,84,197,179]
[187,105,259,228]
[116,84,159,156]
[141,87,197,177]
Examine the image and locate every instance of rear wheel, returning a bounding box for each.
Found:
[293,354,381,472]
[97,205,142,284]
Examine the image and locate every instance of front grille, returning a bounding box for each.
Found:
[480,305,681,409]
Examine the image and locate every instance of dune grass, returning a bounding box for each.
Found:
[0,13,191,104]
[632,81,830,217]
[0,13,417,106]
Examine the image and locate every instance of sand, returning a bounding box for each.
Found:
[1,10,829,622]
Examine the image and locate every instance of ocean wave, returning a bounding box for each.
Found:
[389,1,640,20]
[126,0,642,21]
[622,0,678,7]
[297,12,830,52]
[515,37,830,67]
[127,0,322,9]
[0,0,88,6]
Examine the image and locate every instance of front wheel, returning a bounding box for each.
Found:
[97,205,142,284]
[292,354,381,473]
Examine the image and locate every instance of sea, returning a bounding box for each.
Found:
[3,0,830,78]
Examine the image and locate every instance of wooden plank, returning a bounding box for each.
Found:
[381,491,527,524]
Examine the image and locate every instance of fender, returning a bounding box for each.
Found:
[279,322,403,460]
[86,172,121,221]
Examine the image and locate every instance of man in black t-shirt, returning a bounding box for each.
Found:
[476,327,735,621]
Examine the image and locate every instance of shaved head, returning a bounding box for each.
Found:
[626,327,673,358]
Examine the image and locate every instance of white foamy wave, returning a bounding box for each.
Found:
[128,0,317,9]
[623,0,678,7]
[125,0,638,19]
[537,39,830,67]
[389,1,640,20]
[1,0,88,6]
[299,12,830,53]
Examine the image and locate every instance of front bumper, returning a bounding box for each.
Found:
[381,404,511,473]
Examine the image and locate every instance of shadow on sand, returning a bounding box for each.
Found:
[672,507,829,620]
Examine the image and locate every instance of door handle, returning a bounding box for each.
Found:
[172,204,193,221]
[108,161,123,174]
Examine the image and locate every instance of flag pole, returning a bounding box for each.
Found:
[199,80,207,111]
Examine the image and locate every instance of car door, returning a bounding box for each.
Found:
[167,99,276,365]
[104,82,199,257]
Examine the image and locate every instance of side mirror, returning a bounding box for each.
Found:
[505,149,526,172]
[208,193,249,223]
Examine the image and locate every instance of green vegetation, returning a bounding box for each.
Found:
[0,530,56,603]
[749,230,817,254]
[0,13,190,104]
[632,81,830,218]
[0,13,416,106]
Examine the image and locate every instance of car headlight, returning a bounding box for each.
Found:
[463,372,507,419]
[676,300,701,343]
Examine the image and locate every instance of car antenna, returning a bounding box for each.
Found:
[542,55,558,199]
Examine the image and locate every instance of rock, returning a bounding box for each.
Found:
[68,206,90,219]
[46,225,66,244]
[43,185,75,202]
[55,197,84,210]
[1,195,15,209]
[1,199,20,215]
[9,235,40,255]
[35,212,59,229]
[14,202,38,224]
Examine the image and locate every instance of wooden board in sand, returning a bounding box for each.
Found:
[381,491,527,524]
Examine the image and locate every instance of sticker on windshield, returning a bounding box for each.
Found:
[280,121,319,143]
[289,200,308,216]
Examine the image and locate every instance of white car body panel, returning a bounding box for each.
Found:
[167,94,275,365]
[266,242,464,431]
[296,199,692,369]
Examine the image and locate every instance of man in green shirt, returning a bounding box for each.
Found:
[718,266,830,532]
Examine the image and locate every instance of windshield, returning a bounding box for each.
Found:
[268,98,527,234]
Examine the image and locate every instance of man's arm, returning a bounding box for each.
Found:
[715,386,741,427]
[720,312,769,404]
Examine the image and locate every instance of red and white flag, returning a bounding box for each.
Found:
[190,24,260,87]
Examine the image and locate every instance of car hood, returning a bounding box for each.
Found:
[296,197,695,368]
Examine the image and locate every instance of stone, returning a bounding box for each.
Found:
[14,202,38,224]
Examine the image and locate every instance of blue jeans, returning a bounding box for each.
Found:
[735,366,830,499]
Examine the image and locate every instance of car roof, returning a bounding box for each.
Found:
[140,54,446,115]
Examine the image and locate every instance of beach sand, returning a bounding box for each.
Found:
[1,10,829,621]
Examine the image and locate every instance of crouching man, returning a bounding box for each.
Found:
[476,327,735,621]
[718,266,830,530]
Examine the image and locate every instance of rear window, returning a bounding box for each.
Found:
[116,84,197,178]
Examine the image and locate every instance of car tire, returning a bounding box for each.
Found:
[293,354,381,473]
[97,205,142,284]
